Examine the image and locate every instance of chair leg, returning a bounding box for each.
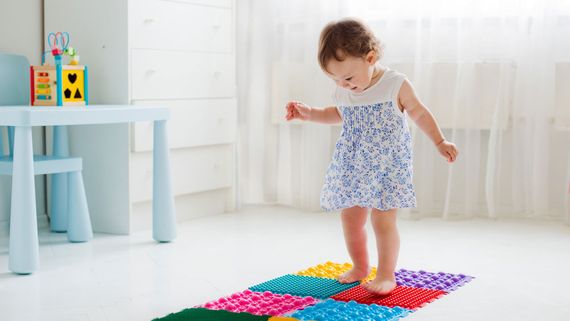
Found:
[50,126,70,232]
[50,173,68,232]
[67,171,92,242]
[9,126,39,274]
[7,126,14,156]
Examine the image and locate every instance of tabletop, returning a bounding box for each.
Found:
[0,105,170,126]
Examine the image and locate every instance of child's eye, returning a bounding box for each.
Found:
[346,77,352,81]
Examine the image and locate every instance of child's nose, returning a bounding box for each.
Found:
[338,80,350,88]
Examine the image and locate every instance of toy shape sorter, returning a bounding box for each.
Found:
[30,31,88,106]
[153,261,474,321]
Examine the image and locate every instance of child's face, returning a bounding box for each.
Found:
[325,51,377,93]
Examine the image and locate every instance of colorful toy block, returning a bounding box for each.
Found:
[249,274,359,299]
[290,299,410,321]
[31,31,88,107]
[201,289,318,316]
[331,284,447,310]
[31,64,88,106]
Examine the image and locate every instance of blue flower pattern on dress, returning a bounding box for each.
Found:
[320,101,417,211]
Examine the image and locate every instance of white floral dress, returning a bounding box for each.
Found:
[320,68,417,211]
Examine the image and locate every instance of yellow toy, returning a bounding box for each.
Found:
[30,32,88,106]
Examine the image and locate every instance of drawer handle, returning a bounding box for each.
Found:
[143,18,156,24]
[145,69,157,76]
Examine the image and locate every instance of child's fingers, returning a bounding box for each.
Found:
[286,102,300,114]
[443,150,451,162]
[285,103,297,120]
[451,147,458,161]
[286,107,299,121]
[285,101,308,121]
[447,150,455,162]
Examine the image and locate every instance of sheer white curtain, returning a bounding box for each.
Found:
[236,0,570,222]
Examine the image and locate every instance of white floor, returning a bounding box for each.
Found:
[1,205,570,321]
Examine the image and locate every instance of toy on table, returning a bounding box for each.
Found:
[30,32,88,106]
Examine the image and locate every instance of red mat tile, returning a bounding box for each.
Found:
[331,284,447,310]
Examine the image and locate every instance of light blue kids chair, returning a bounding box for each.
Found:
[0,53,92,274]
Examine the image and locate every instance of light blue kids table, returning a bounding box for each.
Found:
[0,105,176,274]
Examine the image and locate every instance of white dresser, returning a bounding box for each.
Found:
[44,0,237,233]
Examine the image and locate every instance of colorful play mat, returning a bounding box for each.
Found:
[153,262,474,321]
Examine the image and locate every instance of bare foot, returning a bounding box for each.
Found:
[337,266,370,284]
[363,277,397,295]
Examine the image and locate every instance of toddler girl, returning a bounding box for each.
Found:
[285,18,458,295]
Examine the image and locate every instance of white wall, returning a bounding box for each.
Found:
[0,0,46,228]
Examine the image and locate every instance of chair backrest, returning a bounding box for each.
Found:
[0,53,30,106]
[0,53,31,156]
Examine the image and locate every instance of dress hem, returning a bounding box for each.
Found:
[320,201,417,212]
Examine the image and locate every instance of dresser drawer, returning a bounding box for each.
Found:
[157,0,232,8]
[131,98,237,152]
[130,145,234,203]
[130,0,233,53]
[131,49,235,100]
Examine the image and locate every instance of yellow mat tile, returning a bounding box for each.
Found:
[296,261,377,283]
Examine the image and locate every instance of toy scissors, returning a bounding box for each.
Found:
[47,32,70,56]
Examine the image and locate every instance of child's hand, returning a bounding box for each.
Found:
[436,140,458,163]
[285,101,312,121]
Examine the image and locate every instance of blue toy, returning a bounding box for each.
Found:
[30,32,88,106]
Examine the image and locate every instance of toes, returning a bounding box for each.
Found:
[363,281,396,295]
[338,274,359,284]
[337,269,370,284]
[363,283,378,293]
[338,275,352,284]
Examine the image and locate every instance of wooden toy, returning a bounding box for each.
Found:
[30,32,88,106]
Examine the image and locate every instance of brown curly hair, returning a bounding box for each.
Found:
[318,18,384,72]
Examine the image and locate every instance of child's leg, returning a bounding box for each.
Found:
[338,206,371,284]
[363,208,399,295]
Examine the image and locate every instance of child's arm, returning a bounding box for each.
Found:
[285,101,342,124]
[398,80,459,163]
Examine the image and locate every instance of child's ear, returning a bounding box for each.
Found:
[366,50,377,64]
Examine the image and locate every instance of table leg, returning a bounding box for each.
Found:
[153,120,176,242]
[9,126,39,274]
[50,125,69,232]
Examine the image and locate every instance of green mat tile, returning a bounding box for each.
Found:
[152,307,271,321]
